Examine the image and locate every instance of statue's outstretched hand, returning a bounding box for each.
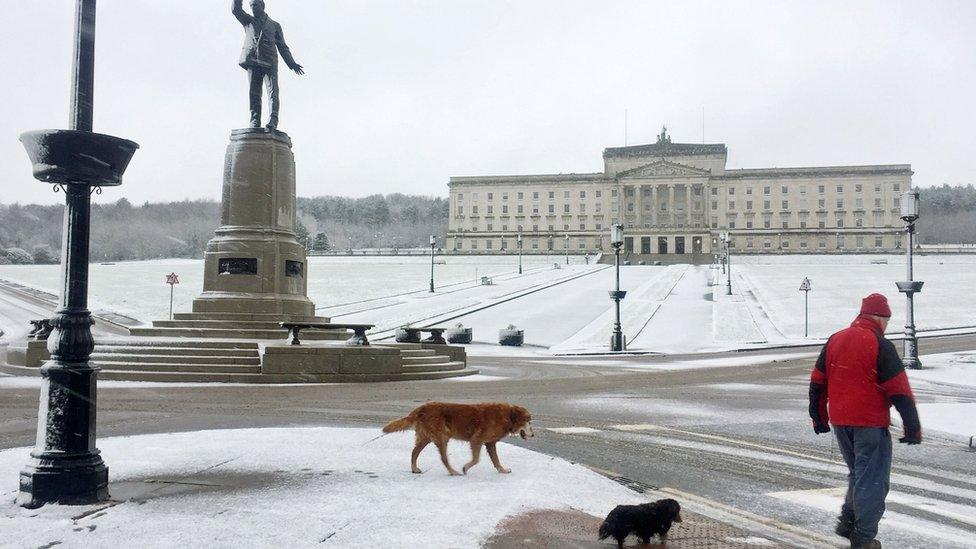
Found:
[292,64,305,75]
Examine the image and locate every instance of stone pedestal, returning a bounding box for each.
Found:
[193,129,314,317]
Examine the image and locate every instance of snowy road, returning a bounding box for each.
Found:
[3,335,976,548]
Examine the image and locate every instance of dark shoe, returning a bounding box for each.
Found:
[850,539,881,549]
[835,520,853,539]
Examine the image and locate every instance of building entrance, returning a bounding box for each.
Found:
[641,237,651,254]
[658,237,668,254]
[675,236,686,254]
[692,236,703,254]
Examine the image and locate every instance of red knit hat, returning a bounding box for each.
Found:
[860,293,891,318]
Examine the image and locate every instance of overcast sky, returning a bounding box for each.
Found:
[3,0,974,206]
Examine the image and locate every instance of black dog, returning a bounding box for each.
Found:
[598,499,682,547]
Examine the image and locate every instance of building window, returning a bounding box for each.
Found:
[516,192,523,200]
[500,240,507,250]
[487,193,493,200]
[549,191,555,199]
[486,240,493,249]
[532,224,538,231]
[532,192,539,199]
[782,221,789,229]
[747,238,755,248]
[457,206,464,215]
[800,220,807,229]
[875,237,883,247]
[502,205,508,214]
[517,205,523,214]
[531,240,538,250]
[856,198,863,209]
[746,201,753,210]
[455,240,462,250]
[782,200,789,210]
[818,199,826,208]
[694,187,703,196]
[783,240,790,248]
[764,200,771,210]
[855,184,863,192]
[729,221,736,229]
[711,188,718,195]
[595,223,602,230]
[746,220,754,229]
[856,236,864,248]
[502,193,508,200]
[580,190,586,199]
[874,184,881,193]
[746,187,753,195]
[764,186,771,195]
[487,205,493,214]
[800,186,807,194]
[893,183,901,192]
[894,197,901,208]
[818,185,825,194]
[855,217,863,227]
[836,185,844,193]
[800,240,808,249]
[596,190,602,198]
[819,238,827,248]
[548,204,554,214]
[595,203,602,212]
[565,204,572,213]
[487,224,493,231]
[836,199,844,209]
[580,204,586,213]
[728,187,735,195]
[837,235,845,248]
[472,205,478,214]
[611,189,618,197]
[502,224,508,231]
[764,219,771,229]
[532,207,539,214]
[781,186,788,194]
[627,203,634,212]
[837,219,844,228]
[711,201,718,210]
[729,201,735,209]
[764,240,772,249]
[564,190,570,199]
[819,220,826,229]
[579,223,586,230]
[875,198,882,208]
[642,188,651,197]
[471,240,478,250]
[457,193,464,201]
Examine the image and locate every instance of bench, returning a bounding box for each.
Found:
[280,322,375,346]
[396,327,448,345]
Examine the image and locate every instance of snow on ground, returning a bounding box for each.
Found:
[736,254,976,339]
[895,351,976,444]
[0,255,582,324]
[0,427,644,549]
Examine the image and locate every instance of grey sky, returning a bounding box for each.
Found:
[3,0,974,206]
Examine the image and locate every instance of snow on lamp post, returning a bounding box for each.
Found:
[896,189,923,369]
[17,0,139,508]
[722,231,732,296]
[428,235,436,293]
[565,234,570,265]
[517,232,523,274]
[609,224,627,351]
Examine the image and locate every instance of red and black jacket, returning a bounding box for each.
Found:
[809,315,920,435]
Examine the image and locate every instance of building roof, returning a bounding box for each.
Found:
[718,164,913,180]
[603,142,728,158]
[448,173,610,187]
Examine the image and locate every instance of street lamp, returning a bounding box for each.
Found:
[429,235,436,292]
[609,224,627,351]
[547,234,553,264]
[17,0,139,508]
[897,189,923,369]
[722,231,732,295]
[517,232,523,274]
[565,234,570,265]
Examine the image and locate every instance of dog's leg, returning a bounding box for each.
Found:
[411,438,430,474]
[435,439,461,476]
[462,441,482,474]
[486,442,511,474]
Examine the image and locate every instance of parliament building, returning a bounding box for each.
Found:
[446,128,911,256]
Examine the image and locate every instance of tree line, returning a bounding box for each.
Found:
[0,186,972,264]
[0,194,448,264]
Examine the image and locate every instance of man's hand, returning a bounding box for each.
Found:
[813,421,831,434]
[292,64,304,75]
[899,427,922,445]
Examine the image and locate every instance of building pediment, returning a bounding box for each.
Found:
[616,159,711,179]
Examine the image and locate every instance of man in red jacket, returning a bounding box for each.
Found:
[809,293,922,549]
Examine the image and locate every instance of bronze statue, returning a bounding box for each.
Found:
[232,0,304,130]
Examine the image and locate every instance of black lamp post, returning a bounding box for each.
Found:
[429,234,436,292]
[17,0,139,508]
[897,190,923,369]
[517,233,523,274]
[722,231,732,296]
[609,224,626,351]
[565,234,570,265]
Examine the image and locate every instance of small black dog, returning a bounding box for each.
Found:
[598,499,682,547]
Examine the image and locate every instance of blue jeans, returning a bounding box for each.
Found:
[834,426,892,543]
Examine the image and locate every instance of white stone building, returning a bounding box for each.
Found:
[447,129,912,256]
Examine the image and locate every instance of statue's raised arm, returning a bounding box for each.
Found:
[232,0,252,26]
[232,0,304,130]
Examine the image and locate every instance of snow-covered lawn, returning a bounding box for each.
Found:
[0,255,583,324]
[0,427,643,549]
[736,254,976,339]
[900,351,976,446]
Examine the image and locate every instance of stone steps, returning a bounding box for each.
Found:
[126,327,347,340]
[97,367,477,383]
[93,346,258,357]
[152,319,288,330]
[402,360,468,373]
[173,312,331,323]
[97,339,259,350]
[401,355,452,365]
[100,362,262,374]
[90,353,261,366]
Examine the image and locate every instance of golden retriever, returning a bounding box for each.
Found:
[382,401,534,476]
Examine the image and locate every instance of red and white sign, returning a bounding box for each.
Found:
[165,272,180,286]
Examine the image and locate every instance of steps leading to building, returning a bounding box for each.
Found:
[90,353,261,366]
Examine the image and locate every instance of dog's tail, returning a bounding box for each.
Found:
[597,519,612,540]
[382,414,416,433]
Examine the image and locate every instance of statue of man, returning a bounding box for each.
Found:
[232,0,304,130]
